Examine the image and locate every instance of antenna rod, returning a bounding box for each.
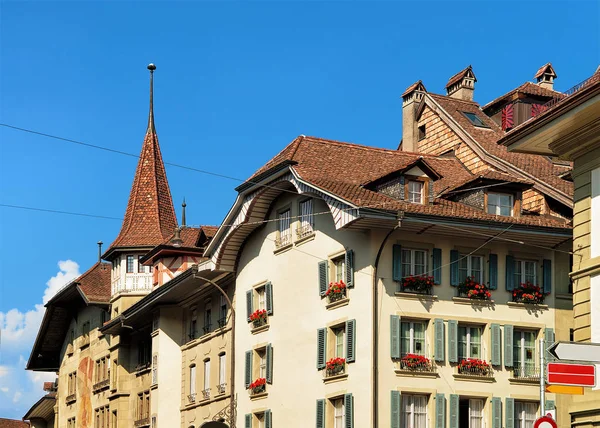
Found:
[97,241,103,262]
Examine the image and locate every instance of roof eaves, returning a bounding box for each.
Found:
[235,160,298,193]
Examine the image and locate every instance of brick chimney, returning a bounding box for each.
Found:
[446,65,476,101]
[535,63,557,90]
[401,80,427,152]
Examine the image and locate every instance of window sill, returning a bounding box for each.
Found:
[295,232,315,246]
[452,297,495,306]
[251,323,270,335]
[182,326,232,350]
[273,243,293,255]
[395,292,438,301]
[556,293,573,301]
[250,392,268,401]
[135,366,151,377]
[508,377,540,385]
[395,369,439,378]
[65,395,77,405]
[507,302,549,310]
[326,297,350,310]
[453,374,496,383]
[323,373,348,384]
[150,383,158,391]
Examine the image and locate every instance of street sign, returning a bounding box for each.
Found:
[548,341,600,362]
[545,384,585,395]
[547,362,596,387]
[533,415,557,428]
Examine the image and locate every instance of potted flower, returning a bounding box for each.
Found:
[249,309,268,328]
[458,359,491,376]
[247,377,266,395]
[512,281,549,304]
[400,354,431,371]
[401,275,435,294]
[325,357,346,376]
[325,281,347,303]
[458,276,492,301]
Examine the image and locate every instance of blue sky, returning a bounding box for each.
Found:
[0,0,598,420]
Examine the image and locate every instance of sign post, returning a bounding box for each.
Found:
[548,342,600,362]
[540,339,545,417]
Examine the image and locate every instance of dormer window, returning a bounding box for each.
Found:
[487,192,513,216]
[462,112,489,128]
[407,180,424,204]
[418,125,426,141]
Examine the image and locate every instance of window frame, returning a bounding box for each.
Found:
[401,248,428,279]
[407,180,424,204]
[138,256,146,273]
[402,394,428,428]
[418,124,426,141]
[486,192,514,217]
[458,254,484,284]
[514,259,538,285]
[515,401,538,427]
[458,325,483,360]
[331,255,346,283]
[461,111,490,128]
[218,353,226,388]
[513,329,537,374]
[400,320,427,357]
[126,255,135,273]
[276,206,292,247]
[189,364,196,396]
[203,359,211,392]
[203,300,212,335]
[333,397,345,428]
[298,198,315,236]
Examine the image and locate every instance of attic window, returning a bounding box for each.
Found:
[462,112,489,128]
[487,192,513,216]
[418,125,426,141]
[407,180,424,204]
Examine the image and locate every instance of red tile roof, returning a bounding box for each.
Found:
[534,63,557,79]
[446,65,476,89]
[161,226,219,248]
[0,419,29,428]
[402,80,426,97]
[482,81,563,111]
[75,262,111,303]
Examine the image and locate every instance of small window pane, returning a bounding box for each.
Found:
[408,181,423,204]
[463,112,489,128]
[126,256,134,273]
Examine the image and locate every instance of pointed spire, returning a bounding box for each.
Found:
[181,198,187,227]
[147,63,156,132]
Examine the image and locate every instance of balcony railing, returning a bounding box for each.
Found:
[134,417,150,427]
[217,383,226,394]
[275,232,292,248]
[111,273,153,295]
[201,388,211,400]
[92,378,110,392]
[187,393,196,403]
[296,223,314,239]
[188,330,198,341]
[135,361,151,373]
[456,360,494,378]
[323,363,346,379]
[202,324,213,335]
[218,317,227,328]
[398,354,436,373]
[510,365,540,381]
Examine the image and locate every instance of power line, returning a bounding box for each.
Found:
[0,204,122,221]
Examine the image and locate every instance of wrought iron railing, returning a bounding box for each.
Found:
[218,317,227,328]
[217,383,227,394]
[542,74,598,110]
[201,388,211,400]
[457,360,494,378]
[135,361,151,373]
[296,223,314,239]
[398,355,436,373]
[188,330,198,341]
[203,324,213,335]
[187,393,196,403]
[510,365,540,381]
[275,232,292,248]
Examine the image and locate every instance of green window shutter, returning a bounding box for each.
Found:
[318,261,328,296]
[345,249,355,288]
[246,290,253,322]
[448,320,458,363]
[450,250,459,286]
[266,344,273,384]
[346,319,356,363]
[390,315,401,359]
[344,393,353,428]
[489,254,498,290]
[506,255,515,291]
[390,391,401,428]
[265,281,273,315]
[265,409,272,428]
[505,398,515,428]
[316,399,325,428]
[245,414,252,428]
[435,393,445,428]
[432,248,442,285]
[543,259,552,294]
[244,350,253,388]
[545,328,555,361]
[449,394,459,428]
[491,324,501,366]
[434,319,445,362]
[492,397,501,428]
[545,400,555,411]
[393,244,403,282]
[504,325,514,368]
[317,328,327,370]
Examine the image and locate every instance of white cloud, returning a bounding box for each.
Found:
[12,391,22,403]
[0,366,8,378]
[0,387,8,393]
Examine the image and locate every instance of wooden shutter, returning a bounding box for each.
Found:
[344,393,353,428]
[450,250,459,286]
[492,397,502,428]
[345,250,355,288]
[265,409,272,428]
[448,320,458,363]
[317,328,327,370]
[506,255,515,291]
[390,315,400,359]
[244,350,252,388]
[266,344,273,384]
[505,398,514,428]
[434,319,445,362]
[502,104,514,130]
[504,325,514,368]
[545,328,555,361]
[265,281,273,315]
[489,254,498,290]
[390,391,401,428]
[346,320,356,363]
[449,394,459,428]
[435,393,445,428]
[393,244,402,282]
[543,259,552,294]
[316,399,325,428]
[246,290,253,322]
[318,261,328,296]
[432,248,442,285]
[491,324,501,366]
[245,414,252,428]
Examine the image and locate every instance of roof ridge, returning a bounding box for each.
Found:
[428,93,480,106]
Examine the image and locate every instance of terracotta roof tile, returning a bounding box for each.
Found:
[161,226,219,248]
[446,65,476,89]
[402,80,426,97]
[0,418,29,428]
[534,63,557,79]
[482,81,563,111]
[75,262,111,303]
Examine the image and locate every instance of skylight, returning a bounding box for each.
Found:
[462,112,489,128]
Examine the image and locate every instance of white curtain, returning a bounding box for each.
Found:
[469,399,483,428]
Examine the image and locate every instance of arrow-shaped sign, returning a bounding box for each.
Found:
[548,341,600,362]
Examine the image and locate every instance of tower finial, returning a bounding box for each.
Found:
[181,198,187,227]
[147,63,156,131]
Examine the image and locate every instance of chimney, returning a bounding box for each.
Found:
[97,241,103,262]
[446,65,476,101]
[401,80,427,152]
[535,63,557,90]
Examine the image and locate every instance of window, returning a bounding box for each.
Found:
[111,359,118,390]
[203,301,212,335]
[458,255,483,283]
[69,328,75,345]
[136,391,150,421]
[68,371,77,395]
[137,340,151,368]
[418,124,426,140]
[514,330,536,376]
[67,418,76,428]
[95,406,110,428]
[95,356,110,384]
[401,249,427,278]
[126,255,134,273]
[189,308,197,340]
[462,111,489,128]
[402,394,427,428]
[332,255,345,283]
[257,287,266,311]
[218,353,226,391]
[189,364,196,399]
[111,411,117,428]
[298,199,314,237]
[219,295,227,327]
[138,256,146,273]
[487,192,513,216]
[515,401,537,428]
[203,359,211,399]
[277,209,291,247]
[258,349,267,378]
[515,260,537,285]
[400,321,426,357]
[333,398,345,428]
[459,398,484,428]
[407,180,424,204]
[458,325,482,360]
[82,321,90,337]
[256,413,265,428]
[333,327,345,358]
[151,354,158,385]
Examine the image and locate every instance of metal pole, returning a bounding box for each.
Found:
[194,274,236,428]
[540,338,545,417]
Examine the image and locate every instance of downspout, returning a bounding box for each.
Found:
[372,220,401,428]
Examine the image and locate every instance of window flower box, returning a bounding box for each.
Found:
[250,309,268,328]
[325,357,346,377]
[458,359,492,376]
[248,378,266,395]
[400,354,433,372]
[325,281,347,303]
[512,281,548,304]
[458,276,492,300]
[400,275,435,295]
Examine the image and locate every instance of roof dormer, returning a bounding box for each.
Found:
[446,65,477,101]
[534,63,557,90]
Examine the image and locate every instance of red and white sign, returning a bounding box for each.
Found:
[533,415,557,428]
[547,362,596,387]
